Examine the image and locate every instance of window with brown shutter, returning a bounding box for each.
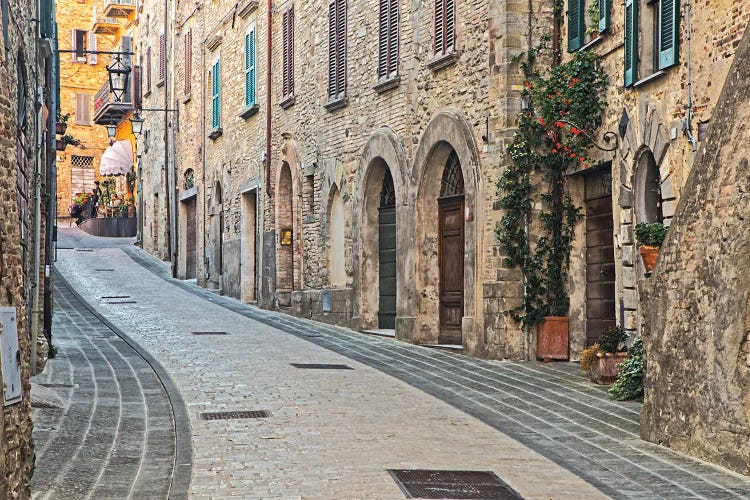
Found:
[146,47,152,93]
[184,30,192,97]
[327,0,346,100]
[133,65,142,110]
[282,7,295,101]
[75,93,90,125]
[434,0,455,56]
[160,34,166,80]
[378,0,398,81]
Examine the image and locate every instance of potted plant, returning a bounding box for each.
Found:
[496,48,609,361]
[634,222,667,273]
[57,134,80,151]
[581,326,629,384]
[56,111,71,135]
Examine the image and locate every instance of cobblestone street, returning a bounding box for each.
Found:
[33,228,750,499]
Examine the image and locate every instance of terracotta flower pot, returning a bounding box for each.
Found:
[55,142,67,151]
[55,122,67,135]
[536,316,569,361]
[639,245,660,272]
[592,352,628,384]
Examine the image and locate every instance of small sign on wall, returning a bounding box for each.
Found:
[0,307,22,406]
[280,228,293,246]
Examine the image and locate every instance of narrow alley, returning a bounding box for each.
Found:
[30,228,750,499]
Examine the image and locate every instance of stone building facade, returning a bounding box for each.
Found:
[56,0,121,218]
[0,0,56,493]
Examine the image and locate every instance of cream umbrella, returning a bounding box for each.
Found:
[99,139,133,176]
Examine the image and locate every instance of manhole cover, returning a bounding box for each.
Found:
[199,410,270,420]
[290,363,353,370]
[191,331,229,335]
[387,470,523,499]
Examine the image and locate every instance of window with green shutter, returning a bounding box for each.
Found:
[624,0,638,86]
[211,59,221,130]
[658,0,679,69]
[598,0,610,33]
[245,28,256,107]
[567,0,585,52]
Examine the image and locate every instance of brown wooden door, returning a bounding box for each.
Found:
[438,195,464,344]
[585,195,616,346]
[185,198,197,279]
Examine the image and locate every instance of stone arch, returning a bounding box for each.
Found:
[326,183,346,287]
[633,148,664,224]
[275,133,304,301]
[409,109,482,347]
[352,127,408,332]
[209,179,223,288]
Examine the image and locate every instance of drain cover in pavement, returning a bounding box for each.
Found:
[101,295,130,299]
[387,470,523,499]
[75,248,93,252]
[200,410,270,420]
[95,269,115,272]
[105,301,137,304]
[191,331,229,335]
[290,363,353,370]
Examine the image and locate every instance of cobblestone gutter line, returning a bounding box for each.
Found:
[122,246,750,500]
[52,272,193,499]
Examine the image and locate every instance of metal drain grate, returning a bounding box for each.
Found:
[95,269,115,272]
[75,248,94,252]
[191,331,229,335]
[290,363,353,370]
[199,410,270,420]
[101,296,130,299]
[387,470,523,500]
[40,383,75,389]
[105,301,137,304]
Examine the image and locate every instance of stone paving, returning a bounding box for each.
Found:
[49,227,750,499]
[31,274,177,499]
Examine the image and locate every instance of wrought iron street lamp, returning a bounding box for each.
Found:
[129,112,144,137]
[104,123,117,138]
[106,55,130,102]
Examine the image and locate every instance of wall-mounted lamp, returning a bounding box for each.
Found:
[130,112,144,137]
[104,123,117,138]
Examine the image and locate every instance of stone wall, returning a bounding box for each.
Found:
[640,23,750,476]
[0,0,44,494]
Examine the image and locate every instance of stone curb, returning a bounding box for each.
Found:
[53,271,193,500]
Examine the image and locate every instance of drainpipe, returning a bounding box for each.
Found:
[683,0,698,156]
[264,0,272,197]
[163,0,175,276]
[201,7,208,283]
[31,85,43,375]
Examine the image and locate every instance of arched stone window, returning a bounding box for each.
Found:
[329,185,346,287]
[440,151,464,197]
[184,168,195,190]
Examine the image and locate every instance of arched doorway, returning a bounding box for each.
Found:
[210,181,223,288]
[378,169,397,328]
[437,151,465,344]
[276,161,294,305]
[328,185,346,287]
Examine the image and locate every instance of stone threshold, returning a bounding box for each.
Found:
[361,329,395,338]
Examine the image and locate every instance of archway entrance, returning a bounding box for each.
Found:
[378,169,396,328]
[276,161,294,306]
[437,152,465,344]
[184,197,197,279]
[241,189,257,301]
[210,182,223,288]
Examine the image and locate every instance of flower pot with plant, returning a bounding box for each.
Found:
[56,111,70,135]
[634,222,667,273]
[496,44,609,361]
[581,326,629,384]
[57,134,81,151]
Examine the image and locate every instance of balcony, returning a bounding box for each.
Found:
[92,16,120,35]
[103,0,136,19]
[93,81,133,126]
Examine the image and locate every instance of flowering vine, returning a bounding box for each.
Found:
[497,46,609,325]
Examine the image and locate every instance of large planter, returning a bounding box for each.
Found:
[55,122,67,135]
[639,245,660,272]
[591,352,628,384]
[537,316,569,361]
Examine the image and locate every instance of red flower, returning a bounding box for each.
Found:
[556,142,562,149]
[524,81,532,88]
[563,146,569,152]
[551,148,557,153]
[556,91,563,96]
[572,78,580,83]
[548,94,554,99]
[569,82,574,88]
[570,152,576,159]
[538,117,546,126]
[555,121,564,128]
[570,127,581,135]
[579,156,585,162]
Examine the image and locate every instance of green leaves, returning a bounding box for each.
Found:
[608,337,644,400]
[634,222,667,247]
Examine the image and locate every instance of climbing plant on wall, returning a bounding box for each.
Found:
[497,44,609,325]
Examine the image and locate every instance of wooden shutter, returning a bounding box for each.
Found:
[336,0,346,96]
[598,0,610,33]
[658,0,679,69]
[567,0,584,52]
[184,30,192,96]
[388,0,398,75]
[159,33,166,81]
[146,47,152,92]
[88,32,97,64]
[212,60,220,129]
[133,65,142,110]
[378,0,398,79]
[624,0,638,86]
[282,7,295,98]
[434,0,443,54]
[245,29,256,106]
[444,0,454,52]
[328,0,337,97]
[75,94,90,124]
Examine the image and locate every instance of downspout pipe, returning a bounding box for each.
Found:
[684,0,698,155]
[43,16,58,353]
[265,0,271,197]
[163,0,175,276]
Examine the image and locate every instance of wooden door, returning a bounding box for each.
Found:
[185,198,197,279]
[585,195,616,346]
[438,196,464,344]
[378,205,397,329]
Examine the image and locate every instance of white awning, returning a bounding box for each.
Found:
[99,139,133,176]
